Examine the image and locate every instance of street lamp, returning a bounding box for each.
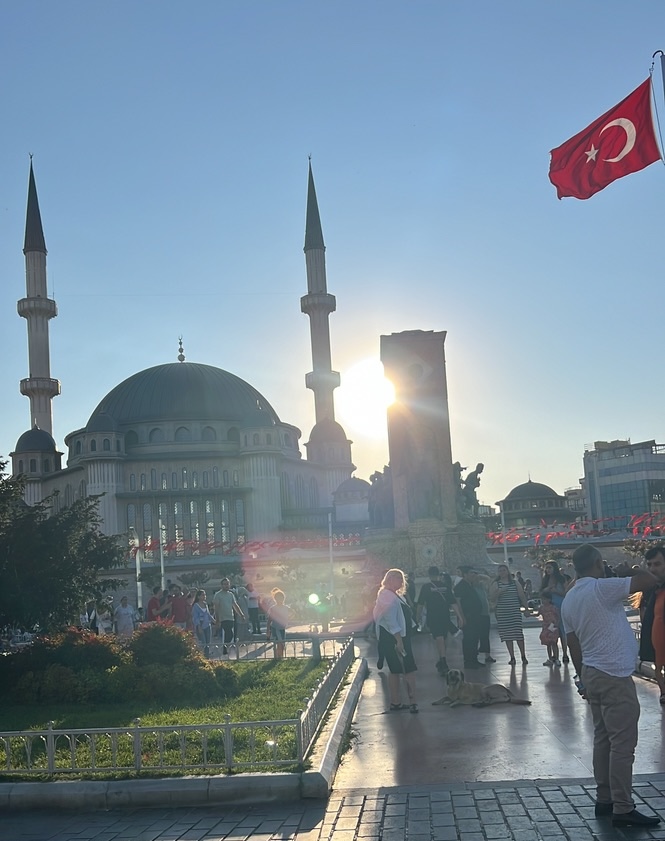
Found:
[128,526,143,613]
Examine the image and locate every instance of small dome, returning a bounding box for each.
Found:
[308,418,349,445]
[504,480,560,501]
[336,477,370,494]
[14,427,57,453]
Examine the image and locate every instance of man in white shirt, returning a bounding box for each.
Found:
[562,543,659,828]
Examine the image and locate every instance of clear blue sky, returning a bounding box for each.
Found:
[2,1,665,510]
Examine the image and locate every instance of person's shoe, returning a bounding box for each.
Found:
[522,658,529,665]
[553,659,561,667]
[485,655,496,663]
[508,658,516,665]
[543,659,553,666]
[594,802,613,817]
[612,809,660,827]
[409,703,419,714]
[377,657,384,670]
[562,655,570,663]
[436,657,449,675]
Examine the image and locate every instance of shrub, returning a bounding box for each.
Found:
[127,622,202,668]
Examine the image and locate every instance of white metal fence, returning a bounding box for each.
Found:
[0,637,356,777]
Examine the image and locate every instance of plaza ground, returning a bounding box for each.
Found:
[5,625,665,840]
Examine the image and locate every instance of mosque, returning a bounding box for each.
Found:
[9,162,371,567]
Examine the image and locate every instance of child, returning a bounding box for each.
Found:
[538,592,561,666]
[267,589,293,659]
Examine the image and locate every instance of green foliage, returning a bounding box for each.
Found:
[0,460,127,631]
[127,622,201,667]
[177,570,210,589]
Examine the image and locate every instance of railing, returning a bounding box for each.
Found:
[204,634,348,662]
[0,637,356,777]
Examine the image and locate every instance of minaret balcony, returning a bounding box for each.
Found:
[300,292,336,315]
[17,297,58,319]
[20,377,61,398]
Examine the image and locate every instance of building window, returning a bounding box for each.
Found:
[233,470,239,487]
[130,474,136,492]
[175,426,191,442]
[43,459,50,473]
[220,499,229,548]
[192,471,199,489]
[140,473,146,491]
[202,426,216,442]
[206,499,215,546]
[116,440,121,451]
[126,430,138,447]
[284,433,291,447]
[235,499,245,544]
[79,480,87,498]
[202,471,209,488]
[244,435,248,447]
[267,433,272,445]
[143,503,152,559]
[75,441,82,455]
[172,472,178,489]
[174,501,184,557]
[161,472,168,490]
[253,433,260,446]
[151,469,157,490]
[103,438,111,451]
[212,467,219,488]
[18,460,23,473]
[159,504,168,556]
[182,468,188,489]
[90,439,97,452]
[190,500,200,554]
[127,503,136,529]
[223,470,229,487]
[149,427,165,443]
[228,427,240,443]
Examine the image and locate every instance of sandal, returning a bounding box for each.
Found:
[389,703,407,711]
[410,704,419,714]
[508,658,516,665]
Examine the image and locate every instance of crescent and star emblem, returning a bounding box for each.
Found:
[585,117,636,164]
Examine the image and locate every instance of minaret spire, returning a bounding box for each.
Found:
[300,161,340,423]
[18,159,60,434]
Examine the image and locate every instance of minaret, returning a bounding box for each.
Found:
[17,160,60,434]
[300,161,340,423]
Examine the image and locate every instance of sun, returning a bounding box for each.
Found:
[336,358,395,438]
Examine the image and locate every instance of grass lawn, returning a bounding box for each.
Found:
[1,659,330,731]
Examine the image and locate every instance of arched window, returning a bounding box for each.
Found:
[190,500,200,554]
[172,472,178,489]
[174,501,184,557]
[192,471,199,489]
[284,433,291,447]
[126,430,138,448]
[235,499,245,543]
[65,485,73,506]
[175,426,191,442]
[90,439,97,452]
[158,504,168,556]
[161,472,168,490]
[30,459,37,472]
[182,468,188,489]
[140,473,146,491]
[43,459,50,473]
[202,426,216,442]
[149,427,165,443]
[233,470,239,487]
[151,468,157,490]
[143,503,152,559]
[266,433,272,445]
[18,460,24,474]
[130,474,136,492]
[223,470,229,487]
[205,499,215,546]
[116,440,121,451]
[220,499,230,547]
[127,503,136,529]
[75,441,82,455]
[79,480,87,498]
[228,427,240,443]
[212,467,219,488]
[252,433,260,446]
[202,471,209,488]
[309,477,319,507]
[103,438,111,451]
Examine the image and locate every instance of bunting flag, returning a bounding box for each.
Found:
[549,78,661,199]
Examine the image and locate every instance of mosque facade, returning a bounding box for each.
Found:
[9,162,367,565]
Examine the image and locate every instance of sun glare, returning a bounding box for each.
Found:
[336,358,395,438]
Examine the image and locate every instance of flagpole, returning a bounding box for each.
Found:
[659,52,665,111]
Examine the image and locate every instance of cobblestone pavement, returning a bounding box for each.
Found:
[5,776,665,840]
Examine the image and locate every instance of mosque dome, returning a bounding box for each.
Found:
[504,480,559,501]
[308,418,349,444]
[85,363,281,429]
[14,427,57,453]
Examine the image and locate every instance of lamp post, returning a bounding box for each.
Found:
[158,516,166,591]
[128,527,143,613]
[496,501,509,566]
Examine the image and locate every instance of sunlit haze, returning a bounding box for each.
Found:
[2,2,665,510]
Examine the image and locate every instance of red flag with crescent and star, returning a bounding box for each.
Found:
[549,78,661,200]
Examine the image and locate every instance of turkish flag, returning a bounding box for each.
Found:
[549,79,661,199]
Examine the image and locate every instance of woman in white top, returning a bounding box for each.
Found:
[373,568,418,712]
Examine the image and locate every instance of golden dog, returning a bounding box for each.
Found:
[432,668,531,708]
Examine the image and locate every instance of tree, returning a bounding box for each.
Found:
[0,461,126,630]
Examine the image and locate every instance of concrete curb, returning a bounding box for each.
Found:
[0,657,368,812]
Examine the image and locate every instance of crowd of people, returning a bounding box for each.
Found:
[81,578,295,659]
[372,546,665,828]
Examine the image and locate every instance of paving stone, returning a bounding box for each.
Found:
[431,828,458,841]
[500,804,526,816]
[332,818,358,831]
[455,818,482,832]
[452,806,478,819]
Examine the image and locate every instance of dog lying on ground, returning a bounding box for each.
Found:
[432,668,532,708]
